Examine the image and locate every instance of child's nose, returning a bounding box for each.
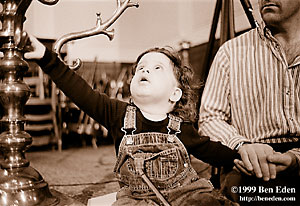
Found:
[142,68,150,73]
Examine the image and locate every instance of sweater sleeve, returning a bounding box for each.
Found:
[36,48,126,131]
[180,123,240,168]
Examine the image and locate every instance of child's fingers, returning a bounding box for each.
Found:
[234,159,253,176]
[24,34,46,59]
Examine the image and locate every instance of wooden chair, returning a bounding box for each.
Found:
[24,63,62,151]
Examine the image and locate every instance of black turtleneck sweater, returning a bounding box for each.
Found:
[36,48,239,168]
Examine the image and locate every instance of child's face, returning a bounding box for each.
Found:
[130,52,180,106]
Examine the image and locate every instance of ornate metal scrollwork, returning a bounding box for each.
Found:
[54,0,139,70]
[37,0,59,5]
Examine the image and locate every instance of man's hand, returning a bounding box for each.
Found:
[24,34,46,60]
[267,152,297,173]
[237,143,276,181]
[235,151,298,179]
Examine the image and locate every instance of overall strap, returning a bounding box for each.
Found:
[121,105,182,135]
[167,114,182,134]
[121,105,137,135]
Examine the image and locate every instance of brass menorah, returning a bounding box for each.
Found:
[0,0,138,205]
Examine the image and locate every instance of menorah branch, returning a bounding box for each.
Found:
[53,0,139,70]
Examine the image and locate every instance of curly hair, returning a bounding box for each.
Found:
[132,47,202,122]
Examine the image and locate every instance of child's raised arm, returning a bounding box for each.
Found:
[23,33,126,135]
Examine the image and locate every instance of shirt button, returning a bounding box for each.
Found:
[290,118,294,121]
[286,91,290,95]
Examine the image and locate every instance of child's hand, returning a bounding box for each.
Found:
[24,34,46,60]
[234,159,254,176]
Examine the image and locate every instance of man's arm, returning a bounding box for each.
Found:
[198,45,276,181]
[198,45,249,149]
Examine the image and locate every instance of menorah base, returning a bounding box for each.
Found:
[0,166,59,206]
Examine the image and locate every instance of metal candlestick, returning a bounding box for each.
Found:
[0,0,138,205]
[0,0,60,205]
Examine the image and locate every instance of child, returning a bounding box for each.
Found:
[25,37,239,206]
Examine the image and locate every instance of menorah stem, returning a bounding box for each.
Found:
[0,0,59,205]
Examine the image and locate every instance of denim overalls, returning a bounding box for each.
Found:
[112,106,232,206]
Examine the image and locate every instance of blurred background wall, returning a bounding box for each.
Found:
[20,0,264,148]
[24,0,261,63]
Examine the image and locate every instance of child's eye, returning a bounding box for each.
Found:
[137,67,143,71]
[155,66,161,70]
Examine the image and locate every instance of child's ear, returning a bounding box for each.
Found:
[170,87,182,102]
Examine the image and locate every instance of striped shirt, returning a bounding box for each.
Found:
[198,22,300,159]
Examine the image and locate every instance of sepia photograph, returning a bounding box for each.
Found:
[0,0,299,205]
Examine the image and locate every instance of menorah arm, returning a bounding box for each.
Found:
[53,0,139,70]
[37,0,59,5]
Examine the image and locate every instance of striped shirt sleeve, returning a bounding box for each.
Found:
[198,44,249,149]
[198,26,300,151]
